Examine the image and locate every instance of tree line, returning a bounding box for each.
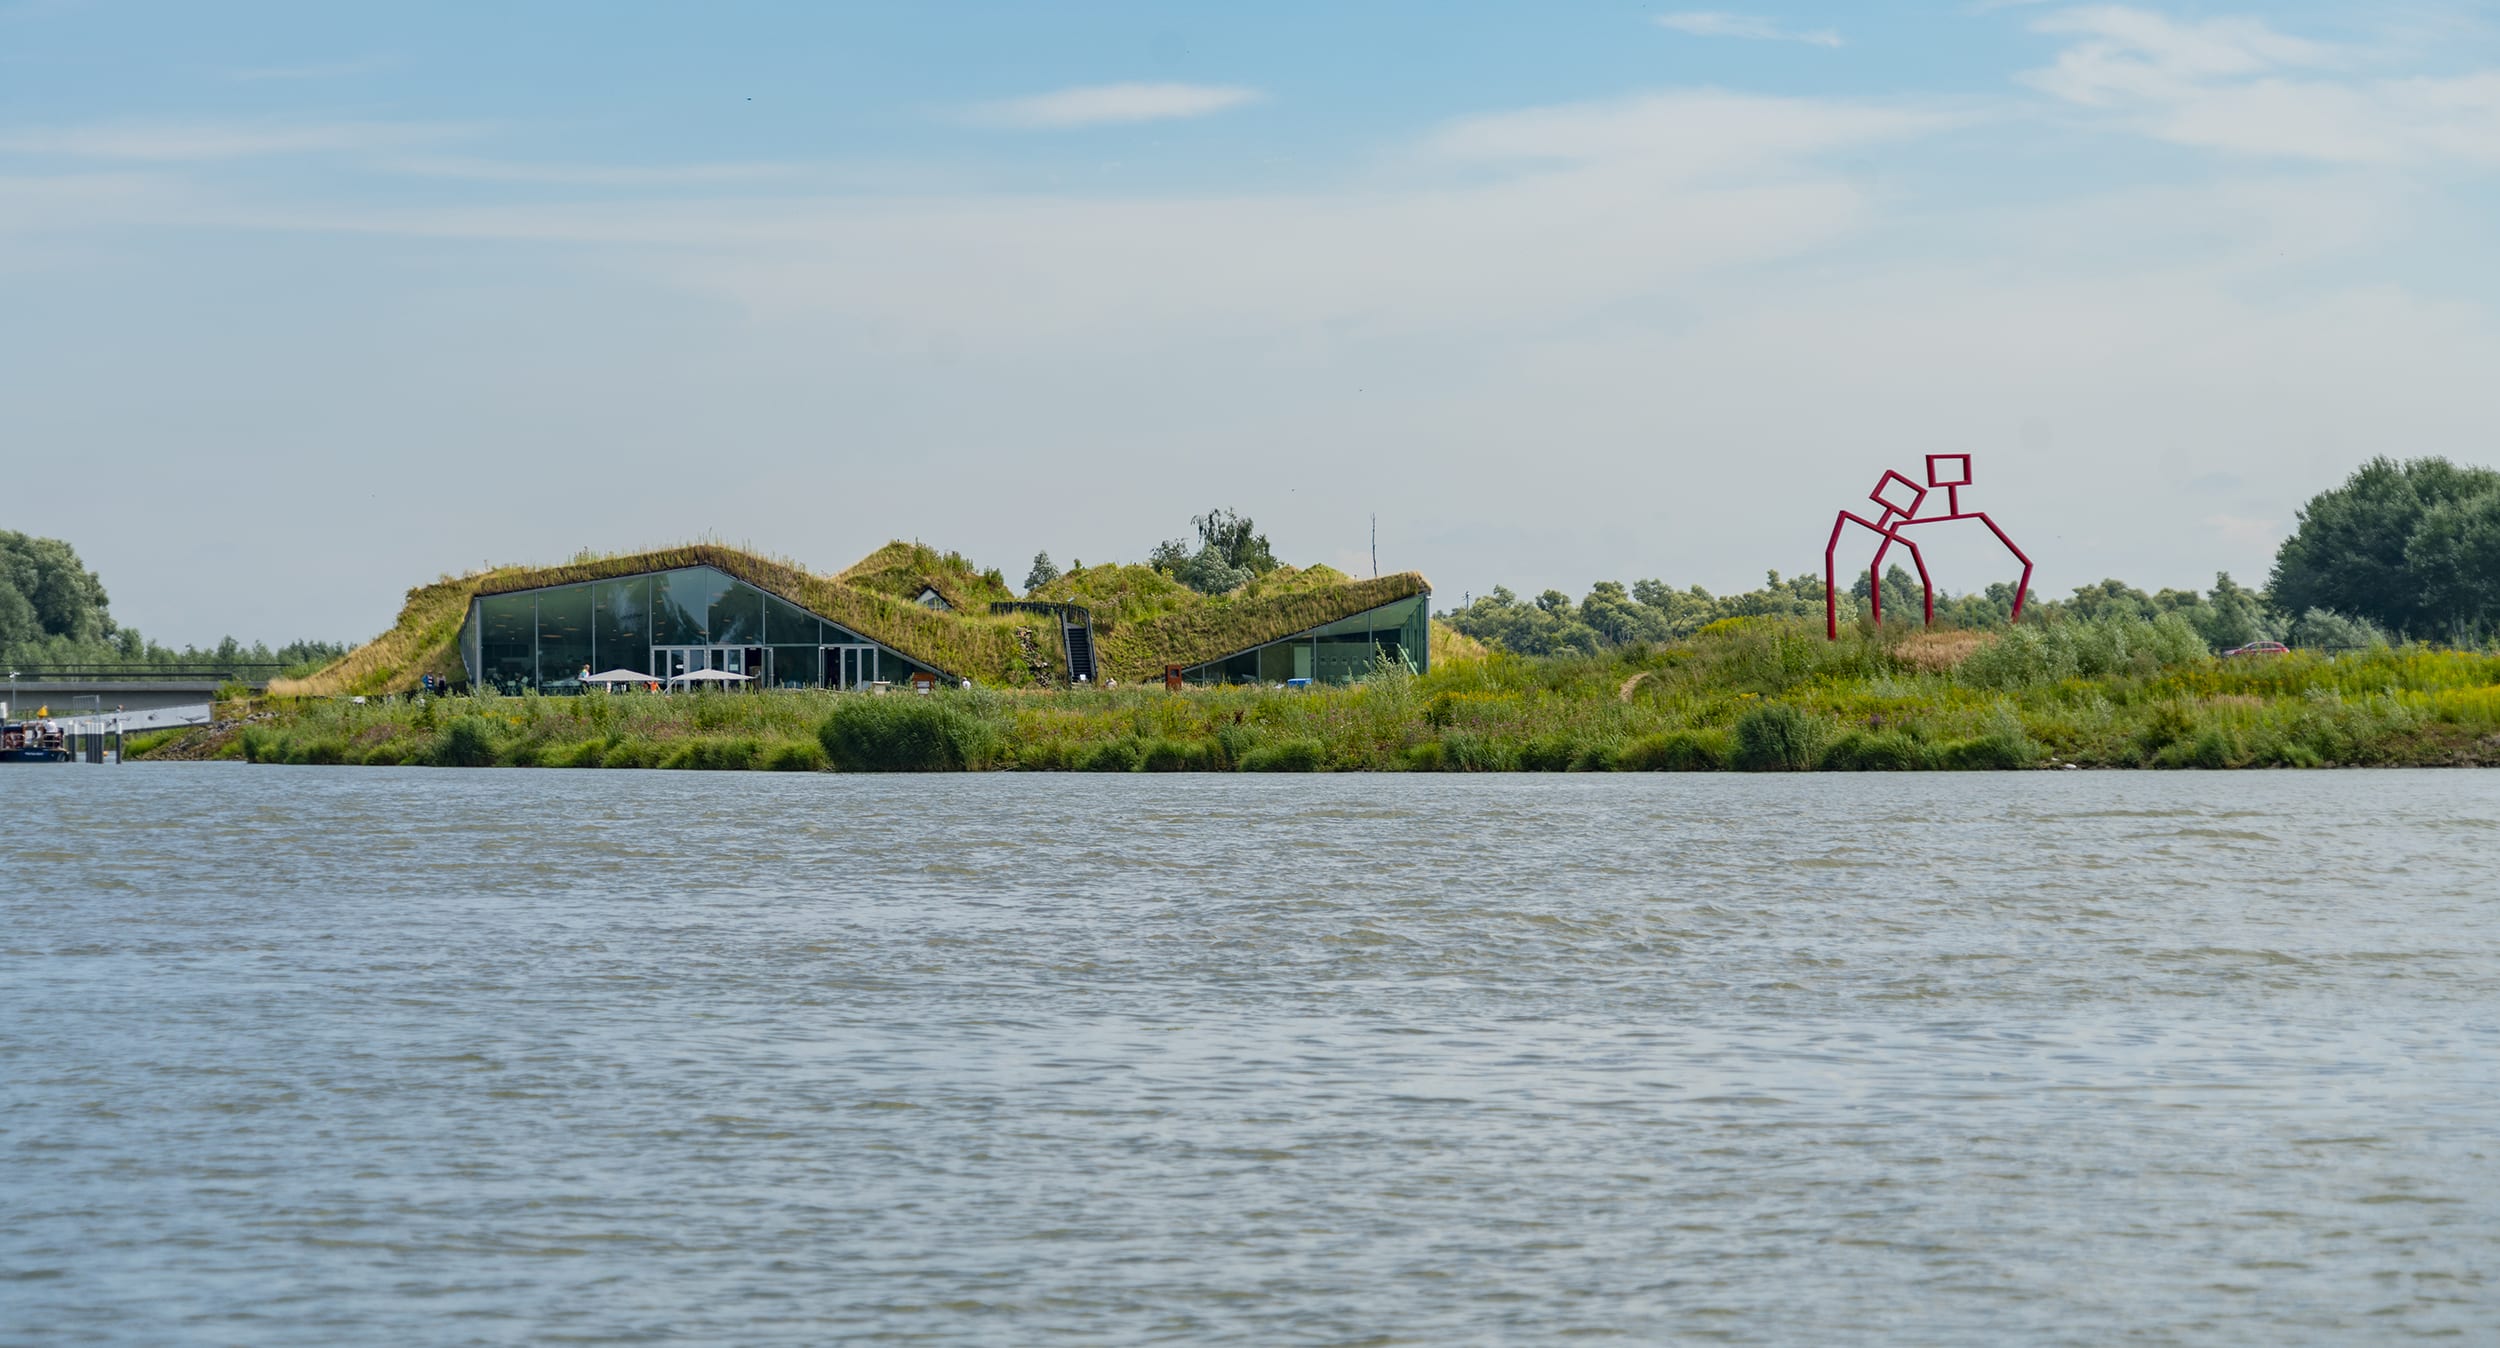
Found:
[1444,456,2498,656]
[0,531,345,674]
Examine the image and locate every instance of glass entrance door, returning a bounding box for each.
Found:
[826,644,877,690]
[655,646,764,685]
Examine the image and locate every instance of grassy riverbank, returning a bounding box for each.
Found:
[150,613,2500,770]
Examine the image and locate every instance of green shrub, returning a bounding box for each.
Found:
[1075,737,1143,772]
[600,737,663,769]
[1937,705,2039,771]
[1732,702,1820,771]
[2133,700,2199,760]
[2156,725,2242,769]
[1570,741,1620,772]
[817,695,996,771]
[664,737,761,770]
[762,739,830,771]
[1938,734,2029,771]
[1138,737,1211,772]
[1005,739,1071,771]
[1517,734,1581,772]
[285,737,348,766]
[1240,737,1323,772]
[1820,728,1930,771]
[1402,740,1447,771]
[1617,728,1730,771]
[122,728,186,759]
[547,739,607,768]
[1438,730,1515,772]
[429,716,498,767]
[2258,739,2325,768]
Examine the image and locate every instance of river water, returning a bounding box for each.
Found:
[4,766,2495,1344]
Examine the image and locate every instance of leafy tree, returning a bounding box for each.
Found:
[1024,551,1060,592]
[1148,508,1278,596]
[2403,490,2500,638]
[0,531,342,671]
[0,531,113,652]
[2064,579,2157,623]
[1849,565,1928,625]
[1175,547,1251,597]
[2270,456,2500,637]
[2194,572,2277,649]
[1579,580,1669,645]
[1193,508,1277,575]
[2290,607,2389,650]
[1439,586,1603,656]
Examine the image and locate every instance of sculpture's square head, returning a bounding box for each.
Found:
[1869,470,1926,519]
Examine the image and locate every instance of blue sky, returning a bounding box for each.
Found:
[5,1,2498,645]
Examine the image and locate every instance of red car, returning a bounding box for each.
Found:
[2223,641,2290,657]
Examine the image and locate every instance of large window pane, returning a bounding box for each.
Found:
[652,569,711,645]
[593,577,651,675]
[479,593,535,692]
[536,583,594,687]
[769,645,820,689]
[709,575,764,644]
[765,591,821,644]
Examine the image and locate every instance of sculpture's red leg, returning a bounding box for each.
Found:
[1868,528,1933,629]
[1973,512,2034,623]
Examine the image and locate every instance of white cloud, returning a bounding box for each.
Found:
[1427,89,1952,170]
[104,90,1949,344]
[963,82,1263,130]
[1657,12,1842,48]
[2024,5,2500,166]
[0,120,463,162]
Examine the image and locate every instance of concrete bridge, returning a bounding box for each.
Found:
[3,676,261,720]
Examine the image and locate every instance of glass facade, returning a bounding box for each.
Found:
[462,566,935,693]
[1182,592,1431,686]
[593,577,650,671]
[535,582,593,686]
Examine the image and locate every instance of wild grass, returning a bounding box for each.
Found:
[191,614,2500,772]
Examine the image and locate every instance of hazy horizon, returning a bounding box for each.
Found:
[6,2,2497,648]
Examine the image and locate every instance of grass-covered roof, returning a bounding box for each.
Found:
[275,542,1430,696]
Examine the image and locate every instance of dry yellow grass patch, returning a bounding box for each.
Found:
[1431,621,1490,667]
[1895,630,1993,674]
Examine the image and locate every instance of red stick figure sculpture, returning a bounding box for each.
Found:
[1823,454,2033,640]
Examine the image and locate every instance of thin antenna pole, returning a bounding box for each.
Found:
[1370,514,1377,578]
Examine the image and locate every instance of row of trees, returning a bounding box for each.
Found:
[1026,508,1284,598]
[0,531,345,674]
[1441,567,2370,658]
[1445,456,2498,658]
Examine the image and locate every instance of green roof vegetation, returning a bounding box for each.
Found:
[276,541,1432,696]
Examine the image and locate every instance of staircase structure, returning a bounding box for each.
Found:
[1060,619,1096,684]
[990,601,1097,687]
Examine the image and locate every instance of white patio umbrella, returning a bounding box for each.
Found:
[669,668,753,684]
[581,669,656,685]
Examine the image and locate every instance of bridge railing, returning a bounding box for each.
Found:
[4,664,289,682]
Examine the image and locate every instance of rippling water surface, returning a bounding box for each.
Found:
[4,766,2496,1344]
